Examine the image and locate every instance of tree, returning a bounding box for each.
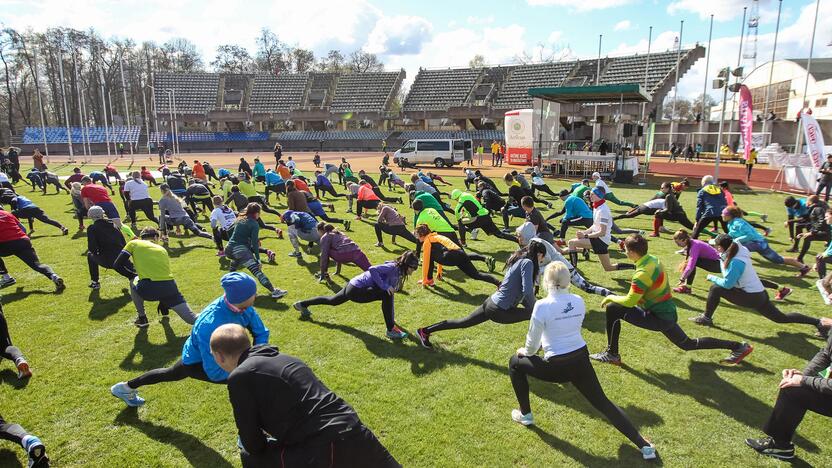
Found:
[347,50,384,73]
[469,54,486,69]
[211,44,253,73]
[662,97,693,121]
[254,28,284,74]
[161,38,204,72]
[291,48,315,73]
[692,93,717,120]
[317,49,345,73]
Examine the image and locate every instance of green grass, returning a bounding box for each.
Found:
[0,173,829,467]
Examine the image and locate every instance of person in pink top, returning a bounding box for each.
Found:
[355,181,381,220]
[671,229,791,300]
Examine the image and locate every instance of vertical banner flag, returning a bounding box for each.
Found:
[738,85,754,162]
[644,122,656,164]
[802,113,825,169]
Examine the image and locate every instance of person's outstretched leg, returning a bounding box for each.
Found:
[762,385,832,448]
[509,353,557,415]
[125,360,211,389]
[422,302,489,334]
[297,287,350,308]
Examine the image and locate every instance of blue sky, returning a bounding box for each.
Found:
[3,0,831,101]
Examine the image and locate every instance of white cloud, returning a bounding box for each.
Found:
[526,0,634,12]
[667,0,786,23]
[365,16,433,55]
[614,20,632,31]
[547,31,563,43]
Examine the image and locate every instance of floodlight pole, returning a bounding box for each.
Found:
[640,26,652,123]
[57,47,74,162]
[99,65,111,158]
[593,35,602,142]
[668,20,683,146]
[31,47,49,160]
[794,0,820,155]
[760,0,782,143]
[727,7,747,146]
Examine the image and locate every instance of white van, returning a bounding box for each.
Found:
[394,139,472,168]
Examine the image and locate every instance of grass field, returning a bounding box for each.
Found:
[0,170,829,467]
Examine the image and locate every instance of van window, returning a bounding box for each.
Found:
[401,141,416,153]
[453,140,465,151]
[417,141,450,151]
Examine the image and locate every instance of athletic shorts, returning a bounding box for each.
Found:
[589,237,609,255]
[135,279,186,308]
[95,201,120,220]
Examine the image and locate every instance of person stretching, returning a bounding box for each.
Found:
[794,195,829,264]
[81,176,122,227]
[208,324,401,468]
[451,189,515,244]
[671,229,792,300]
[123,171,158,226]
[111,272,269,407]
[416,243,545,349]
[374,202,418,247]
[263,169,285,203]
[722,206,810,276]
[157,184,212,242]
[692,175,727,239]
[547,189,593,241]
[86,206,135,290]
[412,201,461,252]
[282,210,320,258]
[317,222,371,282]
[0,413,49,467]
[355,181,382,220]
[293,251,419,340]
[0,210,63,291]
[565,187,633,272]
[521,196,554,244]
[238,173,280,215]
[508,262,657,460]
[614,197,665,221]
[652,182,695,237]
[591,172,637,208]
[589,234,752,366]
[313,169,344,200]
[416,224,497,287]
[225,204,285,299]
[0,190,68,235]
[114,227,197,327]
[689,234,832,338]
[1,301,33,379]
[209,196,240,256]
[744,334,832,460]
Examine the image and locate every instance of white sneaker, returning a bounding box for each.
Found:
[511,409,534,426]
[675,248,686,255]
[270,289,288,299]
[641,444,657,460]
[470,228,480,240]
[817,280,832,305]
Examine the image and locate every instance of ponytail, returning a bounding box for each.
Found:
[715,234,738,267]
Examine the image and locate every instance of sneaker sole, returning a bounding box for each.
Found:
[110,385,144,407]
[17,362,32,379]
[511,417,535,426]
[416,331,432,349]
[271,291,287,299]
[723,345,754,365]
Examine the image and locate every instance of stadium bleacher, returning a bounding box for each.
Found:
[23,126,140,144]
[150,131,269,143]
[249,74,309,113]
[330,71,403,113]
[275,131,392,141]
[402,68,483,112]
[494,62,574,110]
[153,73,219,114]
[397,130,504,141]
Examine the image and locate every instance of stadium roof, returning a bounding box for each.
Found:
[527,83,651,103]
[786,58,832,83]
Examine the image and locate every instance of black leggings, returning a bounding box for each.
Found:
[0,307,23,363]
[15,207,63,232]
[298,283,396,331]
[615,205,657,220]
[0,415,28,446]
[128,198,159,224]
[357,199,380,217]
[371,187,399,203]
[374,223,418,245]
[424,297,530,334]
[264,185,284,203]
[247,196,280,215]
[558,217,593,240]
[459,215,515,244]
[764,385,832,446]
[531,184,557,198]
[704,285,821,327]
[0,238,54,279]
[427,248,499,286]
[187,196,213,215]
[127,359,216,389]
[414,231,461,258]
[656,210,694,230]
[88,252,134,282]
[798,230,830,263]
[692,215,726,239]
[316,184,345,200]
[605,303,740,355]
[509,347,648,448]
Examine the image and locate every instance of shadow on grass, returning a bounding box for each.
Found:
[88,288,133,321]
[0,287,54,305]
[166,241,215,258]
[0,369,29,389]
[710,327,823,362]
[623,361,819,454]
[252,297,290,312]
[115,407,233,468]
[310,320,506,376]
[0,449,23,468]
[527,426,654,466]
[119,319,186,372]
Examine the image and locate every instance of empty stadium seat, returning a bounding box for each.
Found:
[23,126,140,144]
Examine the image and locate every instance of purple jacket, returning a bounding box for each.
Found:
[320,231,361,271]
[681,239,720,281]
[350,261,399,291]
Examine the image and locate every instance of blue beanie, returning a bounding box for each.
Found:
[221,272,257,305]
[592,187,606,199]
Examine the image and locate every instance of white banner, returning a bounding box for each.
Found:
[802,114,825,169]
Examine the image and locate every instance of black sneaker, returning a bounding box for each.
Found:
[416,328,433,349]
[89,281,101,290]
[293,302,312,320]
[27,440,49,468]
[0,276,16,288]
[722,342,753,365]
[589,349,622,365]
[485,256,496,272]
[745,437,795,460]
[134,316,150,328]
[689,314,713,326]
[52,275,65,292]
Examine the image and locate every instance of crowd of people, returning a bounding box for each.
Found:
[0,148,830,467]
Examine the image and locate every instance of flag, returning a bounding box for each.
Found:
[738,85,754,162]
[802,113,825,169]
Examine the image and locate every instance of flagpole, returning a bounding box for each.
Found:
[700,15,714,146]
[761,0,782,144]
[727,7,747,146]
[668,20,683,147]
[593,34,602,142]
[794,0,821,155]
[640,26,652,122]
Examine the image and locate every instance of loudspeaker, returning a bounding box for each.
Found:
[637,125,644,137]
[623,123,633,137]
[613,170,633,184]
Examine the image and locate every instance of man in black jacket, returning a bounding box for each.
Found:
[210,324,400,468]
[86,206,135,289]
[795,195,829,263]
[745,334,832,460]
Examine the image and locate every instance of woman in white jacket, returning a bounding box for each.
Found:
[508,262,656,460]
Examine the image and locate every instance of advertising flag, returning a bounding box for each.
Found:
[738,85,754,162]
[802,113,825,169]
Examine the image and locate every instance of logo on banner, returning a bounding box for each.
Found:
[802,113,825,169]
[738,85,754,161]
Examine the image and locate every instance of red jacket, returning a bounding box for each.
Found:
[0,210,28,242]
[357,184,380,202]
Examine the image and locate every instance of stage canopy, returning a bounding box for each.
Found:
[528,83,651,104]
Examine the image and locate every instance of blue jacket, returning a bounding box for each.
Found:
[695,184,727,219]
[308,200,325,217]
[283,210,317,231]
[265,171,284,186]
[787,198,809,217]
[563,195,592,220]
[316,174,332,188]
[181,296,269,382]
[13,196,35,210]
[727,217,764,245]
[218,168,231,178]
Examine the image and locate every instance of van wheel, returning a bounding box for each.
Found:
[433,158,444,168]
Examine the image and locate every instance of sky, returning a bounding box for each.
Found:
[3,0,831,103]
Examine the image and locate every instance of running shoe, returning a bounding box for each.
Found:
[88,281,101,290]
[589,349,622,365]
[374,242,384,247]
[797,265,811,277]
[23,435,49,468]
[386,326,407,340]
[110,382,145,407]
[617,239,625,251]
[418,278,436,286]
[344,220,351,231]
[61,227,69,236]
[293,301,312,319]
[270,288,288,299]
[275,228,284,239]
[722,342,753,365]
[216,250,225,257]
[774,287,792,301]
[675,248,686,255]
[16,359,32,379]
[817,280,832,305]
[582,249,590,261]
[51,275,65,292]
[817,324,830,339]
[288,251,302,258]
[761,214,769,223]
[554,239,566,247]
[416,328,433,349]
[785,247,798,253]
[354,215,362,221]
[641,444,657,460]
[134,316,149,328]
[672,285,691,294]
[510,409,534,426]
[764,227,772,237]
[745,437,794,460]
[690,314,713,326]
[486,256,496,272]
[329,204,335,213]
[266,250,276,263]
[648,232,660,238]
[470,228,480,240]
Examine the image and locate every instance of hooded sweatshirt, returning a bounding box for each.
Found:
[695,184,727,219]
[707,243,764,293]
[420,232,459,284]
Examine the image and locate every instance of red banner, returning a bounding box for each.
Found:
[738,85,754,162]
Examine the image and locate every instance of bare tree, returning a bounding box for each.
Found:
[317,49,345,73]
[211,44,253,74]
[254,28,284,74]
[468,54,486,69]
[291,48,315,73]
[347,50,384,73]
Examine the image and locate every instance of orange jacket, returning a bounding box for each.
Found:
[420,232,459,284]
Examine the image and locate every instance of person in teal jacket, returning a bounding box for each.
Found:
[252,158,267,184]
[723,206,810,275]
[110,272,270,407]
[547,189,593,240]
